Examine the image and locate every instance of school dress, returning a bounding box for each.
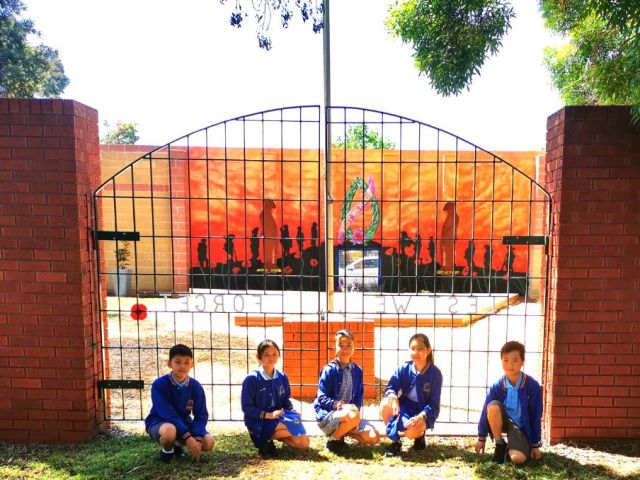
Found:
[384,361,443,441]
[477,373,543,447]
[241,368,305,448]
[144,374,209,441]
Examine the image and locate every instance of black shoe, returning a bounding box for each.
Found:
[173,444,186,459]
[258,440,277,457]
[493,442,507,464]
[385,441,402,457]
[159,449,174,463]
[326,438,347,454]
[410,436,426,451]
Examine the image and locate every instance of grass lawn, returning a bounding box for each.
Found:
[1,432,639,480]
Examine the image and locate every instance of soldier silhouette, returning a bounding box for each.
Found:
[464,240,475,276]
[428,236,436,266]
[197,239,208,269]
[224,234,237,263]
[400,231,413,257]
[281,225,292,259]
[250,227,260,264]
[501,245,516,273]
[311,222,319,248]
[439,202,459,272]
[483,244,493,277]
[296,226,304,254]
[260,200,278,269]
[415,234,422,262]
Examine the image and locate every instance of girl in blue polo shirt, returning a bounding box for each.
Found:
[380,333,443,456]
[241,339,309,456]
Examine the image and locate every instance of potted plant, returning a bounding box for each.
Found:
[111,240,131,296]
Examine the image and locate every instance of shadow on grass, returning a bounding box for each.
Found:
[318,439,640,480]
[2,435,639,480]
[560,439,640,458]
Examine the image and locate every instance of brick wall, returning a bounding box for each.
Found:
[98,144,186,293]
[545,106,640,442]
[283,320,376,398]
[0,99,103,442]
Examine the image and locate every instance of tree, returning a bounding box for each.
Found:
[387,0,640,118]
[386,0,514,96]
[333,124,396,149]
[101,121,140,145]
[218,0,323,50]
[0,0,69,98]
[541,0,640,119]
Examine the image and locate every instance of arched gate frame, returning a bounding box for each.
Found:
[94,106,550,434]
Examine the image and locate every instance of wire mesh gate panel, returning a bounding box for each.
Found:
[94,106,550,434]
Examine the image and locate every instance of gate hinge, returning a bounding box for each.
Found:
[92,231,140,250]
[97,379,144,399]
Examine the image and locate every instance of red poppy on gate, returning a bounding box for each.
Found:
[283,265,293,275]
[130,303,147,321]
[232,266,241,274]
[310,258,319,267]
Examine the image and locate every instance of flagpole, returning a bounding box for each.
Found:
[323,0,334,313]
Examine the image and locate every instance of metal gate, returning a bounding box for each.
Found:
[94,106,550,434]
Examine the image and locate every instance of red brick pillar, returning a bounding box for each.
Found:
[0,99,103,442]
[283,320,375,398]
[545,106,640,442]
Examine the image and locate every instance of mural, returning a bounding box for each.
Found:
[188,147,544,294]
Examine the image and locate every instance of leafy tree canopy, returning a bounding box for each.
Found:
[386,0,514,96]
[218,0,323,50]
[333,124,396,149]
[0,0,69,98]
[541,0,640,118]
[387,0,639,117]
[101,121,140,145]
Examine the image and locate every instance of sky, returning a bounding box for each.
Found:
[23,0,563,151]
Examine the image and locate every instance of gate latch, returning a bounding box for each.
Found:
[502,236,548,253]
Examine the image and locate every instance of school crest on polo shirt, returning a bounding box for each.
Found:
[186,399,194,413]
[422,383,431,394]
[278,385,286,397]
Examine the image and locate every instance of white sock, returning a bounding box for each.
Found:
[162,447,174,453]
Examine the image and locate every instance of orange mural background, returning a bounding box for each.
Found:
[188,148,546,273]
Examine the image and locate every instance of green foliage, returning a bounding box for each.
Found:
[541,0,640,120]
[386,0,514,96]
[333,124,396,149]
[387,0,639,119]
[0,0,69,98]
[102,121,140,145]
[115,241,131,270]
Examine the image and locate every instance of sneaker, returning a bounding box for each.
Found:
[173,444,187,459]
[410,436,426,451]
[159,449,174,464]
[385,441,402,457]
[258,440,277,457]
[326,438,347,454]
[493,442,507,464]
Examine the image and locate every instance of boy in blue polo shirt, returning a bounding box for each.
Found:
[475,341,543,464]
[145,344,215,463]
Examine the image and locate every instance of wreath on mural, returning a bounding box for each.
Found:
[338,175,381,245]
